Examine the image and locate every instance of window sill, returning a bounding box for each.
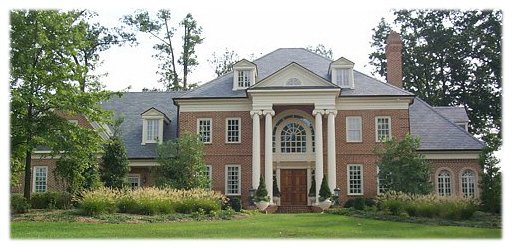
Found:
[225,141,241,144]
[347,193,364,196]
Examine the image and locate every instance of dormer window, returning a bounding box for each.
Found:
[237,70,252,88]
[141,107,170,145]
[233,59,257,90]
[330,57,355,89]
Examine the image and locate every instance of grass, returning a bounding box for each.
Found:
[11,212,501,239]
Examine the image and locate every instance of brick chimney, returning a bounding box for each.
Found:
[385,31,403,88]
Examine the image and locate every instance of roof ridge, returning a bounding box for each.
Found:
[414,97,484,146]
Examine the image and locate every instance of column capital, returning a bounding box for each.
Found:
[250,110,263,117]
[312,109,326,116]
[326,109,338,116]
[262,110,275,116]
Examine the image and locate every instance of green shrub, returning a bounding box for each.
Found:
[377,191,479,220]
[224,196,242,212]
[254,176,270,202]
[79,187,119,216]
[11,194,30,214]
[30,192,72,209]
[318,175,331,201]
[344,197,377,210]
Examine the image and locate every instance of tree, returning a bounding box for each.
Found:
[479,141,501,213]
[10,10,112,198]
[254,176,270,202]
[376,134,433,194]
[123,10,204,90]
[369,10,502,149]
[305,44,333,59]
[155,133,208,189]
[208,48,239,77]
[100,117,129,189]
[318,175,332,201]
[70,11,136,92]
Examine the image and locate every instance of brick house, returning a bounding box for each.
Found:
[19,32,483,207]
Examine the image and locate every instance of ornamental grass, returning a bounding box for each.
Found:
[79,187,227,216]
[377,191,479,220]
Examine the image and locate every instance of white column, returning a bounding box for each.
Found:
[327,110,337,192]
[313,109,324,203]
[264,110,275,201]
[250,111,262,189]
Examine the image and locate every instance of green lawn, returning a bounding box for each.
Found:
[11,213,501,239]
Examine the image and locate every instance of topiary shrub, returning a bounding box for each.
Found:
[254,175,270,202]
[272,176,280,197]
[11,194,30,214]
[318,175,331,201]
[308,176,316,197]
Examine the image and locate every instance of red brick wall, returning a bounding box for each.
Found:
[429,159,481,197]
[11,158,67,193]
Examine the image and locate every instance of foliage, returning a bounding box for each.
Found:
[11,194,30,214]
[100,117,129,189]
[272,176,281,197]
[377,191,480,220]
[479,143,502,213]
[318,175,332,201]
[343,197,376,210]
[78,187,226,216]
[305,44,333,59]
[254,175,270,202]
[10,10,113,198]
[375,134,433,194]
[369,10,502,148]
[79,187,119,216]
[155,133,208,189]
[208,48,240,77]
[223,196,242,212]
[30,192,73,210]
[308,175,316,197]
[123,10,203,90]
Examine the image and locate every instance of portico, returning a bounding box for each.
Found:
[248,70,340,205]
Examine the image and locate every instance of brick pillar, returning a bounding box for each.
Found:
[385,31,403,88]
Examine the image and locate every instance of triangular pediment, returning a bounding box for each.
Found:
[251,62,339,89]
[233,59,257,68]
[329,57,354,72]
[141,107,170,122]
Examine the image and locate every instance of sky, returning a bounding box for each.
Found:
[93,8,393,91]
[1,0,511,248]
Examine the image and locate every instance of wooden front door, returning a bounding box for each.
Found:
[280,169,307,205]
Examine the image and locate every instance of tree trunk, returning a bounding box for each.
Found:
[23,147,32,199]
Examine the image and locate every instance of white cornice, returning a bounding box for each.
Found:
[423,151,480,160]
[337,97,413,110]
[178,99,252,112]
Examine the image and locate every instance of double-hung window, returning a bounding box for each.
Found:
[461,170,476,197]
[197,118,212,144]
[127,174,140,189]
[336,68,351,88]
[346,116,362,142]
[203,165,212,189]
[347,164,363,195]
[375,117,391,142]
[237,70,251,88]
[225,165,240,195]
[33,166,48,193]
[226,118,241,143]
[437,170,452,196]
[146,119,159,142]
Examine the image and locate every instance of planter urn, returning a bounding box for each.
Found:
[255,201,270,211]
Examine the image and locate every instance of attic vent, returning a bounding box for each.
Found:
[285,78,302,86]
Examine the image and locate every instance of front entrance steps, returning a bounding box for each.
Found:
[275,205,323,213]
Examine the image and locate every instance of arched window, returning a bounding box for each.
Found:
[280,122,307,153]
[461,170,476,197]
[438,170,452,196]
[273,114,314,153]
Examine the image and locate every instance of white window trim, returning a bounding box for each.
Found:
[225,117,241,144]
[233,68,255,90]
[32,166,48,193]
[375,116,392,142]
[197,118,213,144]
[347,164,364,196]
[437,169,453,196]
[376,166,383,195]
[331,66,354,89]
[142,118,164,145]
[460,169,477,197]
[225,165,241,196]
[128,174,141,188]
[346,116,362,143]
[205,165,212,190]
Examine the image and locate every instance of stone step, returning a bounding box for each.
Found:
[275,205,322,213]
